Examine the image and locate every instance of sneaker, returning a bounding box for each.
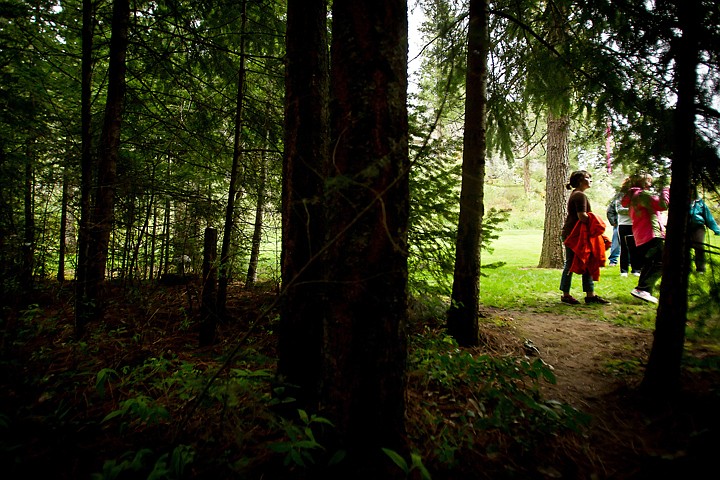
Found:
[620,272,628,277]
[632,272,641,276]
[585,295,611,304]
[631,289,658,304]
[609,262,618,267]
[561,295,580,305]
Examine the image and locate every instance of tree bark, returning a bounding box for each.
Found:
[277,0,329,411]
[161,197,171,276]
[77,0,129,332]
[149,204,158,281]
[131,190,154,284]
[21,143,34,293]
[199,227,219,346]
[322,0,409,475]
[447,0,489,348]
[58,167,68,283]
[120,196,135,283]
[217,0,248,319]
[537,112,569,268]
[641,0,698,396]
[75,0,94,334]
[523,154,531,196]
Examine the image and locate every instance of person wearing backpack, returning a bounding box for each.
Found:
[688,188,720,273]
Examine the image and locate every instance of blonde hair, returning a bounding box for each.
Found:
[620,173,650,192]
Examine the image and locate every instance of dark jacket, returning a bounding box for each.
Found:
[606,198,619,227]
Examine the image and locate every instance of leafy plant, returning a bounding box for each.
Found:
[96,368,120,399]
[383,448,432,480]
[102,395,170,426]
[91,445,195,480]
[268,409,339,468]
[408,328,589,465]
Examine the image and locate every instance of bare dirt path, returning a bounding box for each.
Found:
[508,310,652,408]
[484,308,716,479]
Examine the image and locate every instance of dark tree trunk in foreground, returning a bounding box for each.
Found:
[277,0,329,410]
[77,0,129,332]
[322,0,409,476]
[448,0,489,347]
[641,0,698,396]
[537,112,570,268]
[199,227,219,346]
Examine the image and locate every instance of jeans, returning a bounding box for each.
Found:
[560,244,594,293]
[608,226,620,264]
[635,238,664,293]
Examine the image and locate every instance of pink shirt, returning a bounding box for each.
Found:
[621,187,670,246]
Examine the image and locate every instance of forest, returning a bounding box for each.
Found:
[1,0,720,478]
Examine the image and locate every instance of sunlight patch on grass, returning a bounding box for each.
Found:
[480,229,662,326]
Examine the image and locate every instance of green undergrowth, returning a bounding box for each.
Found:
[2,285,603,480]
[405,327,590,475]
[4,235,720,479]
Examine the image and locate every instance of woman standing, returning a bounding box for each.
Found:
[559,170,611,305]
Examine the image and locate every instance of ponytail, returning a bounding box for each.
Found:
[567,170,589,190]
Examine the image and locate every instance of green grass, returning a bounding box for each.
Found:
[478,229,720,330]
[483,229,543,268]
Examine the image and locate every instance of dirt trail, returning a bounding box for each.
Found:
[487,309,718,479]
[508,311,653,408]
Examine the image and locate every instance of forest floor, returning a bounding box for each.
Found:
[484,306,720,479]
[2,281,719,479]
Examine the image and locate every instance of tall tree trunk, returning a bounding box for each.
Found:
[149,203,158,281]
[82,0,130,324]
[217,0,247,318]
[21,143,34,293]
[523,154,531,196]
[534,0,571,270]
[58,167,68,283]
[76,0,96,334]
[132,166,156,283]
[447,0,489,347]
[121,197,135,283]
[246,148,267,288]
[277,0,329,411]
[641,0,698,396]
[161,197,171,276]
[199,227,219,346]
[537,112,570,268]
[323,0,409,475]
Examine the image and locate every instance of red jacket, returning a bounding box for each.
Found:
[563,212,609,281]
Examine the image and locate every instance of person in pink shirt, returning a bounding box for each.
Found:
[621,173,670,303]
